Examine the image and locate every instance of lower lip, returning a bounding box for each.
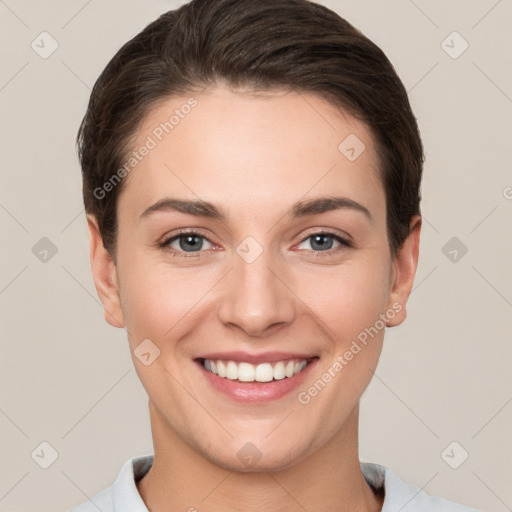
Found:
[196,358,318,403]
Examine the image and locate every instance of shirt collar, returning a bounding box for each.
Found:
[111,453,153,511]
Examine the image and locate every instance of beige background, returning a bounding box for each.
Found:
[1,0,511,511]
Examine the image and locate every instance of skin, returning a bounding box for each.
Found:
[87,84,421,511]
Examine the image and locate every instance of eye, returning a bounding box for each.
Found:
[160,230,214,256]
[296,231,351,254]
[159,229,351,258]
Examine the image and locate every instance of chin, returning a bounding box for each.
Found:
[196,436,312,474]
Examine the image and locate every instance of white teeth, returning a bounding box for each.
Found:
[294,361,307,373]
[217,360,226,378]
[201,357,312,382]
[238,362,255,382]
[225,361,238,380]
[255,363,274,382]
[273,361,285,380]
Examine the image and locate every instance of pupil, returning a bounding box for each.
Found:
[180,235,202,252]
[311,234,332,251]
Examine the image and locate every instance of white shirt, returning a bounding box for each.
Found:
[69,454,481,511]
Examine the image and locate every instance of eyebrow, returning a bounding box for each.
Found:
[139,196,372,222]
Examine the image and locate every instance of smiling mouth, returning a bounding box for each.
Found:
[197,357,318,383]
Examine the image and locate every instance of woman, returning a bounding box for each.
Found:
[71,0,480,510]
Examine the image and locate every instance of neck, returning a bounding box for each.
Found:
[137,401,383,512]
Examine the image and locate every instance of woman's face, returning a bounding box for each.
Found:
[90,85,420,471]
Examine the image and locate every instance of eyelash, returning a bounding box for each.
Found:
[159,229,352,258]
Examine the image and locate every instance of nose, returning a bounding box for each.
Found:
[217,244,296,337]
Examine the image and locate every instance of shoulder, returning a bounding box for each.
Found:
[361,461,482,512]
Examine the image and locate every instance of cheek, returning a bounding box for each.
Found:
[119,261,216,347]
[295,256,392,342]
[295,260,390,420]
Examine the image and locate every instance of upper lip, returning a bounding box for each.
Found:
[196,351,317,364]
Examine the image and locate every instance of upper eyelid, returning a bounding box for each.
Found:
[161,229,351,249]
[296,228,352,244]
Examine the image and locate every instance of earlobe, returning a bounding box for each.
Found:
[386,215,422,327]
[86,214,125,329]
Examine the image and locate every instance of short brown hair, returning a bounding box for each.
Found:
[77,0,424,260]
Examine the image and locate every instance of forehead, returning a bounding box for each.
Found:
[118,86,385,224]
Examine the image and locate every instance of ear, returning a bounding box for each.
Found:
[386,215,422,327]
[86,214,125,328]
